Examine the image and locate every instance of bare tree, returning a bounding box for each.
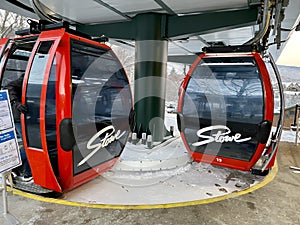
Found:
[0,9,29,38]
[110,44,135,85]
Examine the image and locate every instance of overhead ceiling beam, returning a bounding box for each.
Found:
[123,8,164,15]
[154,0,176,15]
[93,0,132,20]
[167,8,258,38]
[77,8,258,40]
[78,19,135,39]
[5,0,35,13]
[168,54,200,64]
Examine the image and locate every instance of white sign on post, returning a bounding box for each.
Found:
[0,90,22,224]
[0,90,22,173]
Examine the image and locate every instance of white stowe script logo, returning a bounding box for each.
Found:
[192,125,251,147]
[77,125,126,167]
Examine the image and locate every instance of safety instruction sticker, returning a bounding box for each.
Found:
[0,130,21,173]
[0,91,14,130]
[0,90,21,173]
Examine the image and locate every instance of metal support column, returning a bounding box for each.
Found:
[134,13,168,141]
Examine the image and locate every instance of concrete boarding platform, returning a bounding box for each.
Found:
[3,135,276,208]
[0,142,299,224]
[61,138,273,207]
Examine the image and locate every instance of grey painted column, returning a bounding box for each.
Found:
[134,13,168,141]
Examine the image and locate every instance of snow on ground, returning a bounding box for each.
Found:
[64,159,265,205]
[280,129,300,143]
[63,113,295,205]
[62,112,300,205]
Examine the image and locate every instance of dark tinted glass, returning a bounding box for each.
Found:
[0,37,37,89]
[182,56,264,161]
[25,41,53,148]
[45,56,57,150]
[70,40,132,175]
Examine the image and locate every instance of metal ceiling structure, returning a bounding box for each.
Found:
[0,0,299,57]
[2,0,251,23]
[0,0,299,140]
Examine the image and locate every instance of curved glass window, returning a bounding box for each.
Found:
[182,56,264,161]
[45,56,57,150]
[71,40,132,175]
[0,37,37,89]
[25,41,54,148]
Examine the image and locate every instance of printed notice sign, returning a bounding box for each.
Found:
[0,91,14,130]
[0,90,21,173]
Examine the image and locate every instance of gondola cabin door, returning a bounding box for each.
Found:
[177,52,274,172]
[22,28,132,192]
[0,38,9,59]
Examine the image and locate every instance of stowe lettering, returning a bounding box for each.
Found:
[77,125,125,166]
[192,125,251,147]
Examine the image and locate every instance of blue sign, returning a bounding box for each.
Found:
[0,90,21,173]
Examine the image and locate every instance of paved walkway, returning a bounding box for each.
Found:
[0,142,299,225]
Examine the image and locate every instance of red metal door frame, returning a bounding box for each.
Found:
[22,29,65,192]
[0,38,10,78]
[56,31,121,191]
[22,28,130,192]
[178,52,274,171]
[0,38,9,56]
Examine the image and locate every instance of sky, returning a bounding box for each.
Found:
[276,31,300,67]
